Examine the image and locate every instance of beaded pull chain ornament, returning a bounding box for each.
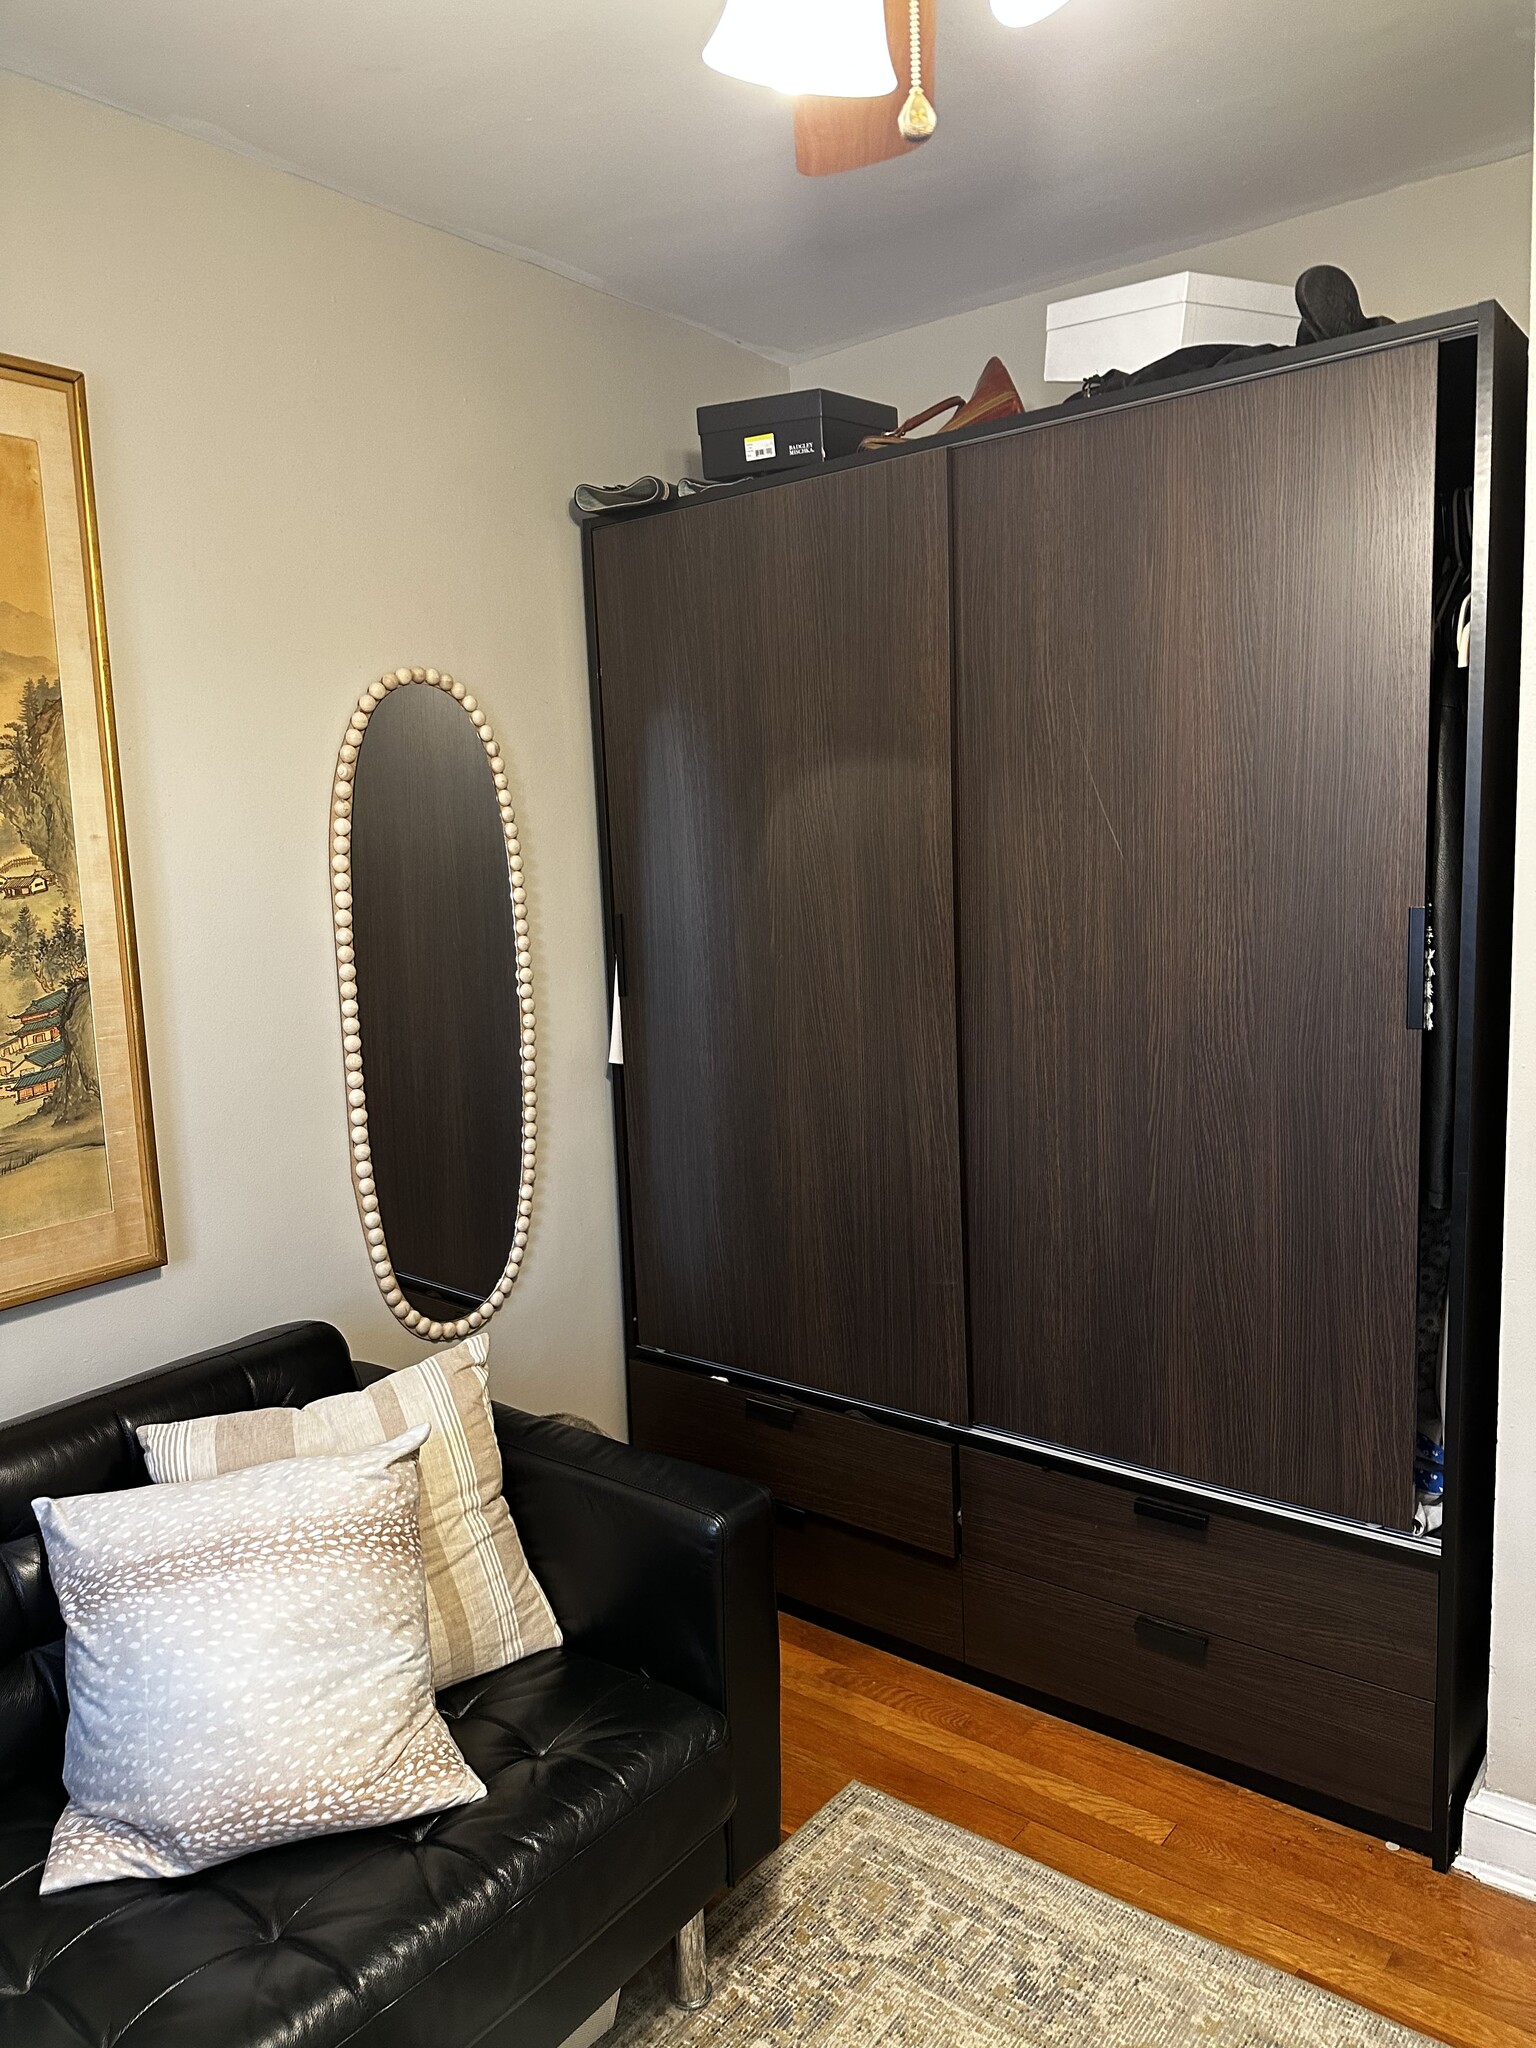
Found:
[897,0,937,141]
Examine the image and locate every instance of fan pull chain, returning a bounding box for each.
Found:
[897,0,937,141]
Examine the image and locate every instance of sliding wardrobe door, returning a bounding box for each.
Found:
[592,454,967,1422]
[954,345,1438,1526]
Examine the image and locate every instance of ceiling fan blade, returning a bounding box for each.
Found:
[793,0,937,178]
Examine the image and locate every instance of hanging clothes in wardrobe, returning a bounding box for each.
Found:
[1414,490,1472,1536]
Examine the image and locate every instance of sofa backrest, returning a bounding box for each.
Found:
[0,1321,357,1794]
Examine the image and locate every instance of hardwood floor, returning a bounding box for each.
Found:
[779,1613,1536,2048]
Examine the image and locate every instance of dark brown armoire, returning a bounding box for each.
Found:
[582,305,1526,1868]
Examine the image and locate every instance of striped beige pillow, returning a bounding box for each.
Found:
[137,1334,560,1690]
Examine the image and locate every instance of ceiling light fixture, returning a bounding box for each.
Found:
[989,0,1072,22]
[702,0,898,99]
[704,0,1077,177]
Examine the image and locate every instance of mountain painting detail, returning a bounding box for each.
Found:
[0,354,160,1310]
[0,430,110,1237]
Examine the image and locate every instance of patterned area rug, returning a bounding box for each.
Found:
[609,1784,1439,2047]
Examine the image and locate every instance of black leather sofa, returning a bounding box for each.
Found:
[0,1322,780,2047]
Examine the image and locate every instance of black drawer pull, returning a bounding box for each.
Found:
[745,1395,798,1429]
[1133,1496,1210,1536]
[773,1501,809,1530]
[1134,1613,1211,1667]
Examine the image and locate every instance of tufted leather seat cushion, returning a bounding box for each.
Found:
[0,1648,731,2047]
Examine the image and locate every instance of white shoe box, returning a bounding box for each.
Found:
[1044,272,1300,385]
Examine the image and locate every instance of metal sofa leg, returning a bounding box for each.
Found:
[673,1910,709,2011]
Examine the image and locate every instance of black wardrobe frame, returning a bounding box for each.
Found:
[579,303,1527,1870]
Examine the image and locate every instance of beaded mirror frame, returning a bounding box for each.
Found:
[330,667,535,1340]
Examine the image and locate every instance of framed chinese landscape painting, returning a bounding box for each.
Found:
[0,355,162,1309]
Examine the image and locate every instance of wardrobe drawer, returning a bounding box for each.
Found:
[963,1562,1434,1831]
[960,1450,1438,1698]
[775,1508,964,1660]
[630,1358,957,1556]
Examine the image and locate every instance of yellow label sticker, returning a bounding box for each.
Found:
[744,432,777,462]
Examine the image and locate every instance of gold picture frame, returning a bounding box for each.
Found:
[0,354,163,1309]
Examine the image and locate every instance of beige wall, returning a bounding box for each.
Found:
[793,155,1531,414]
[0,73,782,1429]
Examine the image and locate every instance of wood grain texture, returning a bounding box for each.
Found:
[960,1447,1439,1698]
[781,1616,1536,2048]
[629,1358,957,1555]
[776,1511,964,1658]
[962,1558,1435,1831]
[348,684,523,1306]
[594,456,967,1422]
[793,0,937,178]
[952,344,1439,1526]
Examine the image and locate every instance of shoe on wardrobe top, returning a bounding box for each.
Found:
[1295,265,1395,345]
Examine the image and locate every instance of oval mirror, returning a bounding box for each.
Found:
[331,667,534,1340]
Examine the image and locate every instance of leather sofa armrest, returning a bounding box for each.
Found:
[491,1405,781,1883]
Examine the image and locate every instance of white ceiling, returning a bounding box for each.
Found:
[2,0,1531,361]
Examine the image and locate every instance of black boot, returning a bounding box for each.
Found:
[1295,265,1394,344]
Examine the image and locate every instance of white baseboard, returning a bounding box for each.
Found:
[1456,1763,1536,1903]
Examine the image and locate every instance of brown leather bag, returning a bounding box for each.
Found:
[859,356,1024,449]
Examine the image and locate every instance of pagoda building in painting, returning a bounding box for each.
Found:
[0,989,68,1104]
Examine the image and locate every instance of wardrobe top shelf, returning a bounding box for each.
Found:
[581,300,1520,532]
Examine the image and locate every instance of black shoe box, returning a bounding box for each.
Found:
[697,389,898,482]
